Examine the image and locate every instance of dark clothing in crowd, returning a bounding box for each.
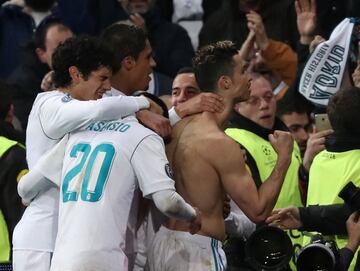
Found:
[299,204,351,235]
[0,121,27,247]
[152,72,173,97]
[87,0,194,78]
[8,47,50,130]
[0,120,25,145]
[316,0,360,39]
[199,0,298,50]
[0,1,95,79]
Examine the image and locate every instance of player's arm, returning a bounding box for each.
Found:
[131,134,201,232]
[40,94,150,139]
[217,131,293,223]
[18,136,67,204]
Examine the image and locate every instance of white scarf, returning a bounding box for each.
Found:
[299,18,355,107]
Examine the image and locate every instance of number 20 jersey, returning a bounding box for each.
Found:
[50,117,175,271]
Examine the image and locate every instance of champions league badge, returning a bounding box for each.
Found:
[61,94,72,103]
[165,163,173,179]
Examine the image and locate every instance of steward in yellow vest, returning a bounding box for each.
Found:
[226,113,304,268]
[305,134,360,270]
[304,87,360,270]
[0,136,27,262]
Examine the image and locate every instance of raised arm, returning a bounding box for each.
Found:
[218,131,293,223]
[39,94,149,139]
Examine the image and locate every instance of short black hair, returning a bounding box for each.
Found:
[101,24,148,65]
[193,40,238,92]
[176,67,195,75]
[327,86,360,134]
[34,19,71,50]
[276,94,313,118]
[52,36,117,88]
[0,81,13,120]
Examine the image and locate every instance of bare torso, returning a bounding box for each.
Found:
[165,113,227,241]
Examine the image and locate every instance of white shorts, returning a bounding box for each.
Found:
[13,250,51,271]
[146,226,226,271]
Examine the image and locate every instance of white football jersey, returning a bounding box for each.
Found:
[49,118,175,271]
[13,91,149,252]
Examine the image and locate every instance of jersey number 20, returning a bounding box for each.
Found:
[62,143,115,203]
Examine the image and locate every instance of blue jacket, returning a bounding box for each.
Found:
[0,1,96,79]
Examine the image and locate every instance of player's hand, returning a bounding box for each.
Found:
[266,207,302,230]
[302,129,333,171]
[189,207,202,234]
[175,93,224,118]
[269,130,293,163]
[136,110,172,139]
[345,211,360,252]
[41,71,55,92]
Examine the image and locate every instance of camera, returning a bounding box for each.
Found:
[296,234,339,271]
[245,226,293,270]
[339,181,360,211]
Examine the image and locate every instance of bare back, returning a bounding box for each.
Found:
[166,113,227,241]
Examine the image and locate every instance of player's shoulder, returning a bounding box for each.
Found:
[32,90,67,110]
[83,116,158,141]
[205,130,235,147]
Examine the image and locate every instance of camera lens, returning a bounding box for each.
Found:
[297,244,335,271]
[246,226,292,269]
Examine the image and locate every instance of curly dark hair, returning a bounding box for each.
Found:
[101,24,147,66]
[52,36,117,88]
[193,40,238,92]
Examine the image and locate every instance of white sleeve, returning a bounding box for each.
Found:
[225,201,256,238]
[131,134,176,197]
[168,106,182,126]
[17,168,53,205]
[18,136,68,203]
[40,95,149,139]
[150,189,196,221]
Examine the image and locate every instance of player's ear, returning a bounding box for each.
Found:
[218,75,231,90]
[68,66,82,84]
[122,56,136,71]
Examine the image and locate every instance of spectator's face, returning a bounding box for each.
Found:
[280,112,312,155]
[235,76,276,129]
[120,0,153,14]
[74,66,112,100]
[171,73,200,106]
[231,54,252,103]
[38,25,73,68]
[131,39,156,91]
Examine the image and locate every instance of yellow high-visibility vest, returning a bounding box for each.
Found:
[225,128,304,268]
[306,149,360,270]
[0,136,18,261]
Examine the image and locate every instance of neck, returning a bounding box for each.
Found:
[111,73,133,96]
[212,92,236,128]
